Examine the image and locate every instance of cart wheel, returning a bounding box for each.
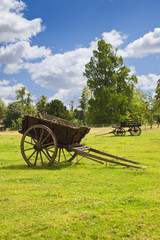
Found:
[114,130,118,136]
[114,128,125,136]
[21,124,58,166]
[56,148,77,162]
[130,127,141,136]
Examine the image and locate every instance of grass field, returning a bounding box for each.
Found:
[0,126,160,239]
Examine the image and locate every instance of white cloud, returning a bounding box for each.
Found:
[0,0,43,43]
[25,47,93,91]
[119,28,160,58]
[24,30,126,106]
[48,87,83,108]
[0,0,26,13]
[0,0,160,106]
[102,29,127,47]
[0,79,10,85]
[0,41,51,73]
[129,65,136,76]
[137,74,160,91]
[0,82,24,104]
[0,0,51,74]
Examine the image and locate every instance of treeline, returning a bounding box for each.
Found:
[0,86,90,130]
[1,39,160,130]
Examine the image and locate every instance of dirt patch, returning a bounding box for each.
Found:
[0,131,19,136]
[90,127,112,134]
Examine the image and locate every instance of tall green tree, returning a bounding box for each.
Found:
[145,93,155,128]
[36,94,48,115]
[153,79,160,126]
[155,79,160,100]
[127,89,148,122]
[16,87,35,114]
[45,99,71,120]
[78,85,91,124]
[16,87,26,106]
[0,98,6,119]
[3,102,21,128]
[83,39,137,124]
[24,92,35,114]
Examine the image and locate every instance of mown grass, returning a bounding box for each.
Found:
[0,127,160,239]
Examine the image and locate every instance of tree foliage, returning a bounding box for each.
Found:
[155,79,160,100]
[36,94,47,115]
[127,89,148,122]
[0,98,6,119]
[84,39,137,124]
[78,85,91,124]
[45,99,71,120]
[16,87,35,115]
[3,102,21,128]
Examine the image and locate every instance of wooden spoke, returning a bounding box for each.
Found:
[114,128,125,136]
[34,152,39,165]
[39,128,44,143]
[56,147,77,162]
[44,148,55,154]
[24,140,34,146]
[62,148,67,161]
[42,149,52,161]
[42,142,55,148]
[24,147,34,152]
[40,151,43,165]
[34,127,38,141]
[27,132,37,144]
[27,150,36,161]
[41,133,50,145]
[21,124,57,166]
[130,127,141,136]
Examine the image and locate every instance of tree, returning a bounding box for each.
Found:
[3,102,21,128]
[36,94,48,115]
[127,89,148,122]
[16,86,26,106]
[11,118,22,131]
[70,100,74,112]
[24,92,35,114]
[78,86,91,124]
[145,93,155,128]
[155,79,160,100]
[152,79,160,126]
[45,99,71,120]
[0,98,6,119]
[16,87,35,114]
[83,39,137,124]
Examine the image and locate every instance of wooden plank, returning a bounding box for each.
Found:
[71,147,141,169]
[88,147,141,165]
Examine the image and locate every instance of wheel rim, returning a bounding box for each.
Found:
[56,147,77,162]
[130,127,141,136]
[114,130,118,136]
[115,128,125,136]
[21,124,57,166]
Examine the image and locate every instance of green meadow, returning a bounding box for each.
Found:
[0,126,160,240]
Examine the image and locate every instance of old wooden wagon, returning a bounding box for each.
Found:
[19,114,142,168]
[110,118,142,136]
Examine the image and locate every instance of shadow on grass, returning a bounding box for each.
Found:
[109,135,138,138]
[1,161,74,171]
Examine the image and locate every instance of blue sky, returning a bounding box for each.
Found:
[0,0,160,107]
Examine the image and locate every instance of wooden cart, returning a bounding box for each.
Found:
[19,114,142,168]
[110,118,142,136]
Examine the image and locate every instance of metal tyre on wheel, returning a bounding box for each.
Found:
[21,124,58,166]
[130,127,141,136]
